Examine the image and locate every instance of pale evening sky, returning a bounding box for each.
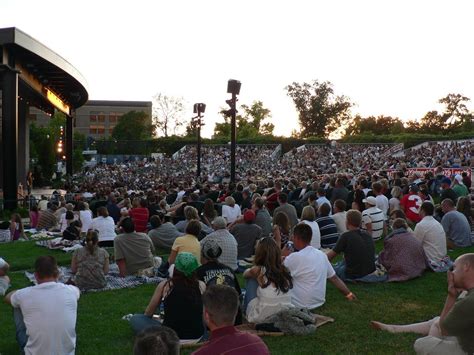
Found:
[1,0,474,138]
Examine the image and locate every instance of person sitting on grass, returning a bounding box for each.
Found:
[326,209,377,281]
[441,198,472,249]
[200,217,238,271]
[114,217,156,277]
[372,253,474,355]
[133,326,179,355]
[9,213,25,241]
[70,230,109,290]
[5,256,80,355]
[378,218,428,282]
[147,215,183,251]
[283,223,356,309]
[62,220,82,241]
[0,257,10,296]
[129,252,206,340]
[192,285,270,355]
[243,237,293,324]
[195,239,242,325]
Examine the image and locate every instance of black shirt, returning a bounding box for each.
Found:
[333,229,376,279]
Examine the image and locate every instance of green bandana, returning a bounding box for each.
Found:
[174,252,199,277]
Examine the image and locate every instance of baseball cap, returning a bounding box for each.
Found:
[362,196,377,206]
[201,239,222,260]
[243,210,256,222]
[454,174,463,183]
[174,252,199,277]
[441,177,451,185]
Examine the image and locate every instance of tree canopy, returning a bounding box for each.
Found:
[286,80,352,138]
[112,110,154,141]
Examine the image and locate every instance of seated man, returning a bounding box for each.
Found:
[327,209,376,281]
[441,198,472,249]
[200,217,238,271]
[361,196,385,241]
[192,285,270,355]
[230,210,262,260]
[36,202,59,231]
[115,217,156,277]
[133,326,179,355]
[283,224,356,309]
[147,215,183,250]
[372,253,474,355]
[316,203,340,248]
[5,256,80,354]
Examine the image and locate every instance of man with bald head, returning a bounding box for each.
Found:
[372,253,474,354]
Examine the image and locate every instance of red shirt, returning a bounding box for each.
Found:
[192,326,270,355]
[400,193,423,223]
[128,207,149,233]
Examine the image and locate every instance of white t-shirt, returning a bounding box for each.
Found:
[11,282,80,355]
[222,205,241,224]
[283,246,335,309]
[414,216,447,263]
[332,211,347,234]
[79,210,93,233]
[91,216,117,242]
[375,194,389,220]
[300,220,321,249]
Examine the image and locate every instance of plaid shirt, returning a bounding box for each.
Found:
[200,229,238,271]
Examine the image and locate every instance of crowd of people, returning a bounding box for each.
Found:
[2,139,474,354]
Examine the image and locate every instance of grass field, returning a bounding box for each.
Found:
[0,240,472,354]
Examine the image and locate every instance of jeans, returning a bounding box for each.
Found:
[129,314,162,335]
[333,261,347,280]
[243,278,259,312]
[13,307,28,353]
[334,261,387,283]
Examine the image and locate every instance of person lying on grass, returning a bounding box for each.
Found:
[372,253,474,355]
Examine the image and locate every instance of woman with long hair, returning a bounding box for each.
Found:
[130,252,206,340]
[9,213,25,241]
[457,196,473,229]
[272,211,291,249]
[243,237,293,323]
[71,230,109,290]
[201,198,217,227]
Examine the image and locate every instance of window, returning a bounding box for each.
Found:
[89,126,98,134]
[109,112,117,123]
[97,126,105,135]
[90,111,99,122]
[98,112,106,122]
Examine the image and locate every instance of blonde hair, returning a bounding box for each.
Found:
[301,205,316,222]
[225,196,235,207]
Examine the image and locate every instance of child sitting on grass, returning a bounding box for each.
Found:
[0,257,10,296]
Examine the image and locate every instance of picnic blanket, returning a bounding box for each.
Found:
[25,263,163,293]
[28,230,62,240]
[36,237,83,252]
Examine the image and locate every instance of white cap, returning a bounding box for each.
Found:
[362,196,377,206]
[454,174,463,183]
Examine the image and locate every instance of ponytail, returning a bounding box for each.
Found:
[85,230,99,255]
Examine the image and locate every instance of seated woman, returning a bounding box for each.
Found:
[243,237,293,324]
[71,230,109,290]
[9,213,25,241]
[378,218,427,282]
[272,211,291,249]
[299,206,321,249]
[129,252,206,340]
[62,220,82,241]
[91,206,117,247]
[175,206,213,237]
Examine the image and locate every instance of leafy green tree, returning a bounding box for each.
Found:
[286,80,352,138]
[439,93,470,126]
[112,110,154,141]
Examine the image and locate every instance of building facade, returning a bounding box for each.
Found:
[29,100,152,139]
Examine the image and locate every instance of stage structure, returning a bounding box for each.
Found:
[0,27,88,209]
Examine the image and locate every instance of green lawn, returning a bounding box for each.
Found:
[0,241,472,354]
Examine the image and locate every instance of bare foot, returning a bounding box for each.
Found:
[371,321,391,331]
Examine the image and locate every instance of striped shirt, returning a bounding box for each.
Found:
[316,216,340,248]
[362,206,384,240]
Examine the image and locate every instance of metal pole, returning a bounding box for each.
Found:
[197,112,201,179]
[66,110,74,176]
[230,93,236,183]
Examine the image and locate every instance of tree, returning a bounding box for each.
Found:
[152,93,186,137]
[438,93,470,126]
[419,110,445,133]
[286,80,353,138]
[111,110,154,141]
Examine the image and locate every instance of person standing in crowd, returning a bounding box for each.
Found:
[441,199,472,248]
[192,285,270,355]
[5,256,80,355]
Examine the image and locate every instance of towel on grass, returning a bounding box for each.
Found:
[25,263,163,293]
[36,237,82,252]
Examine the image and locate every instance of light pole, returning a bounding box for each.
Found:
[225,79,241,183]
[193,103,206,179]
